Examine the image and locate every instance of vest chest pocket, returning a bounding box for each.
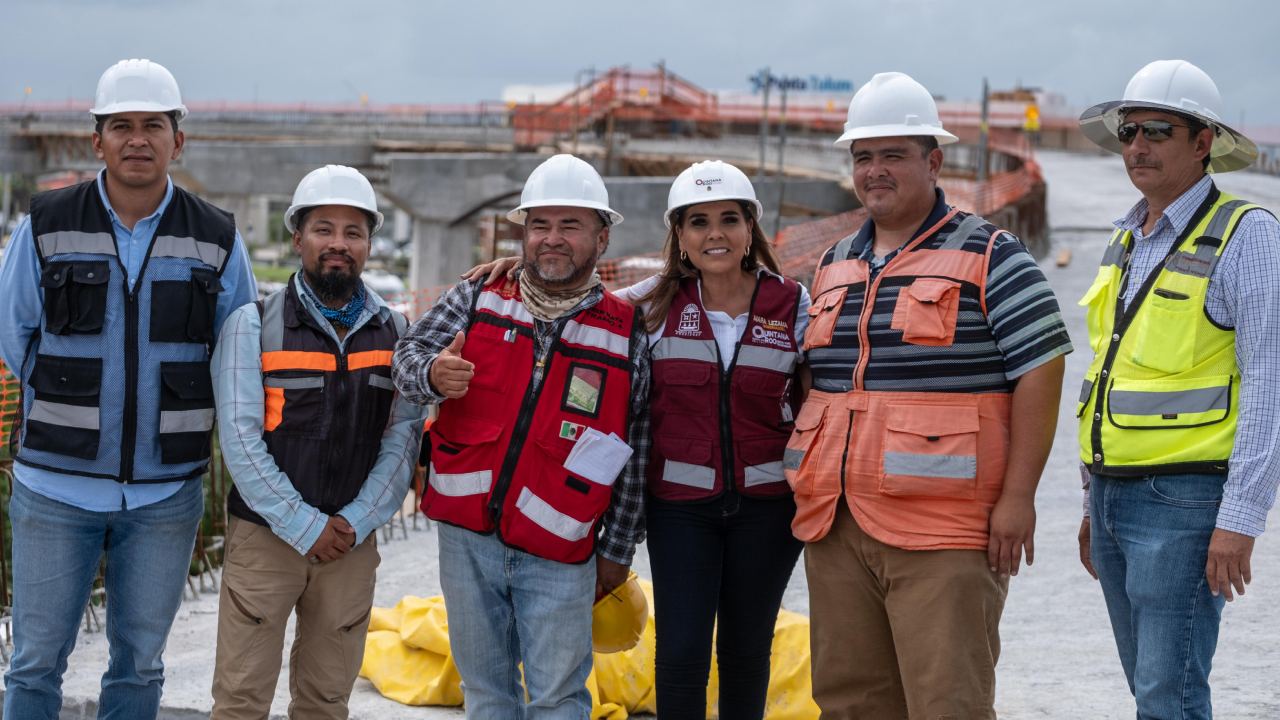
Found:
[158,362,215,464]
[41,261,109,335]
[891,278,961,346]
[150,268,223,344]
[804,287,847,351]
[880,403,979,500]
[263,372,327,438]
[1128,293,1196,374]
[24,354,103,460]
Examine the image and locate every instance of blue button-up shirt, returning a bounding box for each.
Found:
[212,275,425,554]
[0,170,257,511]
[1085,175,1280,537]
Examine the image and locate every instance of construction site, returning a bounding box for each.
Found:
[1,62,1279,718]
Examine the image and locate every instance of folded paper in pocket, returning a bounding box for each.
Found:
[564,427,634,486]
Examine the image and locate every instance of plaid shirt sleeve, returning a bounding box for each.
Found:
[392,280,480,405]
[596,314,651,566]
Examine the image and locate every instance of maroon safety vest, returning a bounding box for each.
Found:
[421,278,637,563]
[648,274,801,501]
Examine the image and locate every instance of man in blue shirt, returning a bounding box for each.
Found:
[1076,59,1280,718]
[209,166,421,719]
[0,59,256,719]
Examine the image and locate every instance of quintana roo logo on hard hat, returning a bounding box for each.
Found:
[677,303,702,336]
[695,177,722,191]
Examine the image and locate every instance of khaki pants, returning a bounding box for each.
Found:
[211,516,380,720]
[805,503,1008,720]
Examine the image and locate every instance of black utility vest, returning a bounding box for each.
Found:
[227,279,404,526]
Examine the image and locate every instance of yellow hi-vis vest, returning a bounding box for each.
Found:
[1078,189,1264,475]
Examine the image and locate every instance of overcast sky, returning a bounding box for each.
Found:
[4,0,1278,127]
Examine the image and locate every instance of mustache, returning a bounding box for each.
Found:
[1127,156,1161,169]
[320,252,353,263]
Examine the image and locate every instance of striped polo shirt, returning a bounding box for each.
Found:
[808,190,1072,394]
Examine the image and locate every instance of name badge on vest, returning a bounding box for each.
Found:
[563,364,604,418]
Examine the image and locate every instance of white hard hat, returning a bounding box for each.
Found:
[1078,60,1257,173]
[90,59,188,121]
[284,165,384,234]
[664,160,763,228]
[507,154,623,226]
[834,72,958,149]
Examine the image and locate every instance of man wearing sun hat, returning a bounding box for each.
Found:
[1075,59,1280,718]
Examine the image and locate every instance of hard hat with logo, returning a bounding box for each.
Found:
[284,165,384,233]
[664,160,764,228]
[592,572,648,654]
[1078,59,1257,173]
[834,71,958,149]
[90,59,188,121]
[507,154,623,226]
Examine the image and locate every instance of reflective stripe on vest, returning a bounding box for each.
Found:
[37,231,118,257]
[787,209,1013,550]
[1077,190,1263,474]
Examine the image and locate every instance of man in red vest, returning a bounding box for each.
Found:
[393,154,650,717]
[786,72,1071,718]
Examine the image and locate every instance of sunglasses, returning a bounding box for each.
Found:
[1116,120,1192,144]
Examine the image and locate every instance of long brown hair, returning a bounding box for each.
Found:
[636,200,783,333]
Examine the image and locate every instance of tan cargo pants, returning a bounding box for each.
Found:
[211,516,379,720]
[805,502,1008,720]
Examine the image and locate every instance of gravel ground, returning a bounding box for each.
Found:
[9,151,1279,719]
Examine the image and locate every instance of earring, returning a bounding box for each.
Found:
[745,242,752,256]
[680,249,688,262]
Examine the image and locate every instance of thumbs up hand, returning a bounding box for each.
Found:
[429,331,475,399]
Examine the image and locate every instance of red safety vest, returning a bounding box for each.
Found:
[648,274,801,501]
[422,278,637,564]
[786,210,1013,551]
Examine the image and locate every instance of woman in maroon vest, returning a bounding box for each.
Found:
[467,160,809,717]
[625,161,809,718]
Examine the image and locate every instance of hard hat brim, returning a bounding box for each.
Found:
[284,201,385,234]
[507,199,624,227]
[89,100,189,122]
[1078,100,1258,173]
[663,197,765,229]
[834,124,959,149]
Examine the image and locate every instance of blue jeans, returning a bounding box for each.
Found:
[1089,473,1226,720]
[4,477,204,720]
[437,523,595,720]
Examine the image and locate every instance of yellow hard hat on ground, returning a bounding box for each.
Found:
[592,572,649,653]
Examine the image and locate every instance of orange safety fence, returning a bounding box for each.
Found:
[0,359,18,456]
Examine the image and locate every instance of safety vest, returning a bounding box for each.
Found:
[422,278,638,564]
[1077,188,1265,475]
[648,274,801,501]
[785,209,1012,550]
[226,278,406,526]
[17,179,237,483]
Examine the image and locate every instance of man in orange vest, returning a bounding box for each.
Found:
[786,72,1072,718]
[392,155,649,716]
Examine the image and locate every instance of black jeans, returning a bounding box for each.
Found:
[645,493,804,719]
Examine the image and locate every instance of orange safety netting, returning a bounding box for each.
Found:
[0,360,18,455]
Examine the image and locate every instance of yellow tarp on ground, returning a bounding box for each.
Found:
[360,581,819,719]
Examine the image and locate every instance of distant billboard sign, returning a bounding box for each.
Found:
[749,72,854,95]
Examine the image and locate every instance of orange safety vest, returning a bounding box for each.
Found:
[785,209,1012,550]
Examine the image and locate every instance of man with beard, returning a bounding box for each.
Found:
[1075,60,1279,718]
[0,59,256,719]
[392,154,649,716]
[209,165,421,719]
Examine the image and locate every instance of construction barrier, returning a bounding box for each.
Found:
[0,360,17,457]
[361,580,820,719]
